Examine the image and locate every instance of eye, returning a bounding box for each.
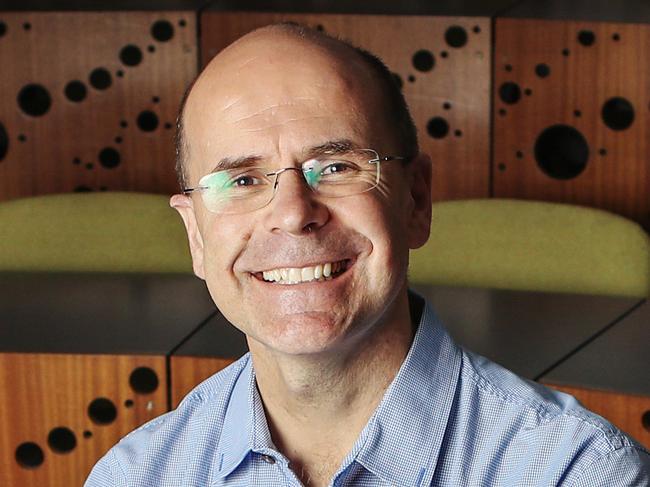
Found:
[319,161,356,176]
[231,174,262,187]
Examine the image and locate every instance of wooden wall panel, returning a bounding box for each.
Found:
[0,353,167,487]
[545,383,650,450]
[494,18,650,229]
[0,12,197,200]
[170,356,234,408]
[200,12,491,201]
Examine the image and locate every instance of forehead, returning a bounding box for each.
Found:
[183,31,390,175]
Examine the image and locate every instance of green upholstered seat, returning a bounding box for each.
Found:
[409,199,650,298]
[0,192,192,273]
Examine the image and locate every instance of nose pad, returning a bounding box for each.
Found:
[271,167,314,195]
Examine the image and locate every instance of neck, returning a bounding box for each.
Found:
[248,289,415,485]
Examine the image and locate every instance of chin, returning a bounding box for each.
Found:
[249,311,351,356]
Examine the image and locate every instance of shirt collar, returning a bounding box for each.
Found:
[213,355,276,480]
[353,292,462,486]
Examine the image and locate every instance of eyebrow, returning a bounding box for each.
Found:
[209,139,362,174]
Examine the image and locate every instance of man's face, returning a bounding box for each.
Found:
[172,32,431,357]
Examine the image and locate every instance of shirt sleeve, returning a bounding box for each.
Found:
[571,447,650,487]
[84,449,128,487]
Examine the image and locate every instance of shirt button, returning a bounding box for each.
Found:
[261,454,276,464]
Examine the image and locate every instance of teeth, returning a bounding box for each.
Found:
[261,260,345,284]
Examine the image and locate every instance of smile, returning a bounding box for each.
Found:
[258,259,350,285]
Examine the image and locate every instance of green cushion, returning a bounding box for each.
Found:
[0,192,192,273]
[409,199,650,298]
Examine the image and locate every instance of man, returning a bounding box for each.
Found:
[86,23,649,486]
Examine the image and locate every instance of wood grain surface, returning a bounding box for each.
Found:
[545,383,650,449]
[0,11,197,200]
[200,11,491,202]
[0,353,167,487]
[494,18,650,229]
[170,356,235,408]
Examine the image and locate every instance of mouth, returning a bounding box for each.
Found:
[252,259,352,285]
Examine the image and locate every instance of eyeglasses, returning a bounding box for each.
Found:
[183,148,408,214]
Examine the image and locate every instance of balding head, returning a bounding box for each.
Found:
[174,23,417,189]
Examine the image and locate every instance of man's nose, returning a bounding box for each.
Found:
[262,168,329,235]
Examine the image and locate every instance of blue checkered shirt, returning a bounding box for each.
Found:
[86,297,650,486]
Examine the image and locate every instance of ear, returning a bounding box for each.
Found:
[170,194,206,280]
[405,153,433,249]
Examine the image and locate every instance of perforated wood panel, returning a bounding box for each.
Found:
[200,12,491,201]
[494,18,650,229]
[0,12,197,200]
[545,383,650,449]
[170,356,234,408]
[0,353,167,487]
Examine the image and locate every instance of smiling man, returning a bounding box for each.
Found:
[85,23,649,487]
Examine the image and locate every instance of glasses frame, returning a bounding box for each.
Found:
[182,149,410,214]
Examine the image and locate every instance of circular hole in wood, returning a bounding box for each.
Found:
[15,442,44,468]
[498,163,506,172]
[23,22,31,31]
[443,102,451,110]
[534,124,589,180]
[148,45,156,53]
[85,162,93,170]
[574,109,582,117]
[516,150,524,159]
[642,410,650,432]
[498,108,506,116]
[612,33,621,41]
[17,83,51,117]
[72,157,81,165]
[473,25,481,34]
[577,30,595,46]
[120,120,128,128]
[440,51,448,58]
[599,148,607,156]
[89,68,112,90]
[454,129,462,137]
[152,96,160,104]
[601,97,635,130]
[115,136,123,144]
[120,44,143,67]
[562,48,570,56]
[499,82,521,105]
[137,110,159,132]
[98,147,121,169]
[88,397,117,425]
[427,117,449,139]
[17,133,26,142]
[124,399,134,408]
[535,63,550,78]
[83,431,92,439]
[0,21,7,37]
[407,75,415,83]
[504,64,513,72]
[129,367,159,394]
[164,122,173,129]
[179,19,187,27]
[116,70,124,78]
[412,49,435,72]
[47,427,76,453]
[445,25,468,48]
[524,88,532,96]
[151,20,174,42]
[64,80,87,102]
[0,122,8,161]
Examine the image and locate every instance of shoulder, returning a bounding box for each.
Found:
[85,354,251,486]
[454,349,650,483]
